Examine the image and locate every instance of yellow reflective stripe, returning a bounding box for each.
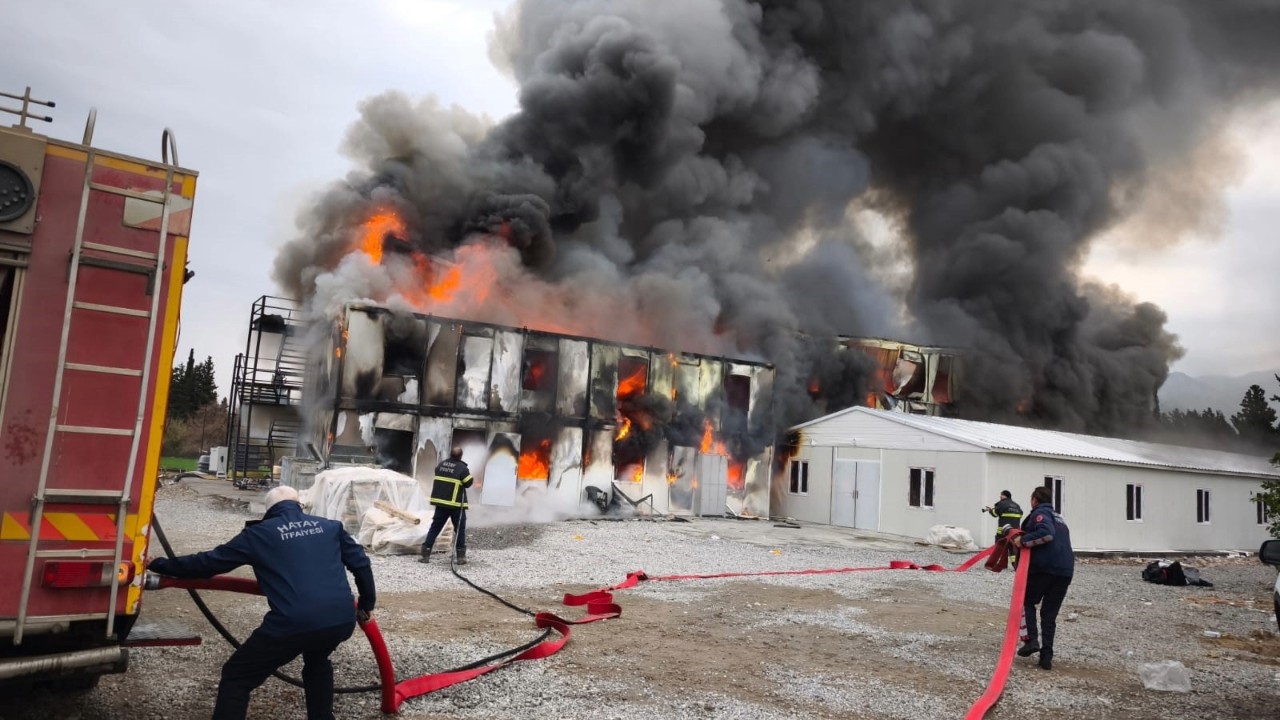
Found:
[999,513,1022,518]
[45,513,99,542]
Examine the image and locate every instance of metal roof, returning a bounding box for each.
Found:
[795,407,1280,479]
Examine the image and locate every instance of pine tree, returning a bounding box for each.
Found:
[1231,384,1279,448]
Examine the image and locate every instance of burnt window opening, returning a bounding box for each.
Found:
[522,348,559,391]
[516,427,554,481]
[723,374,750,432]
[373,428,415,474]
[384,332,425,377]
[617,356,648,400]
[789,459,809,495]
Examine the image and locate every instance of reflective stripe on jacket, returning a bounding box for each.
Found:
[430,458,474,509]
[988,497,1023,530]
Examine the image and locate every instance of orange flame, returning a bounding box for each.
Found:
[631,465,644,484]
[666,470,678,486]
[615,417,632,441]
[356,210,407,265]
[699,419,728,456]
[728,459,745,492]
[517,439,551,481]
[617,364,647,399]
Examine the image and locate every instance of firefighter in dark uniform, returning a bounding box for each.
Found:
[1012,485,1075,671]
[419,446,474,565]
[984,490,1023,564]
[148,486,376,720]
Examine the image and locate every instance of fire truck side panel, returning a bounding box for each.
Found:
[0,142,194,631]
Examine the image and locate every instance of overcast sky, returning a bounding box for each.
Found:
[7,0,1277,397]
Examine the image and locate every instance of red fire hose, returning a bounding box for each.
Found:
[153,539,1029,718]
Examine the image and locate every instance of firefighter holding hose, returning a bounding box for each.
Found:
[419,446,474,565]
[147,485,376,720]
[984,490,1023,565]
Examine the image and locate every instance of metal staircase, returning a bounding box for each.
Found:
[224,296,306,484]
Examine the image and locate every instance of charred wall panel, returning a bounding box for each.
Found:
[673,356,700,410]
[425,321,461,407]
[668,445,698,514]
[589,344,619,421]
[342,310,384,399]
[457,332,494,411]
[640,439,671,514]
[583,429,615,498]
[414,417,453,486]
[480,429,519,506]
[490,330,524,413]
[548,426,584,505]
[556,339,589,418]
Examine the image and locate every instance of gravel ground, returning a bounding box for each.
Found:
[7,481,1279,719]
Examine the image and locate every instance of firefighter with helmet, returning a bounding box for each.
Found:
[985,489,1024,565]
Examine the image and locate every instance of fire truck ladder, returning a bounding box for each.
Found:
[13,124,182,645]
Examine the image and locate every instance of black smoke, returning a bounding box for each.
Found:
[275,0,1280,436]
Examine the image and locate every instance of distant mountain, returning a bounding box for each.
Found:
[1158,370,1280,415]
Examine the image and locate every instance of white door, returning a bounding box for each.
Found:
[831,459,857,528]
[854,461,881,531]
[698,454,728,516]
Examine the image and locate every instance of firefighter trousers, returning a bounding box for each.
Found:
[1023,573,1072,656]
[423,505,467,555]
[213,623,354,720]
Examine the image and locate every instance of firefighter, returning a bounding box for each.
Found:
[1012,486,1075,671]
[419,446,474,565]
[984,490,1023,564]
[147,485,376,720]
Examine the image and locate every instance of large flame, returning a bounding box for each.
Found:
[699,419,728,456]
[356,210,407,265]
[517,438,551,481]
[617,363,647,399]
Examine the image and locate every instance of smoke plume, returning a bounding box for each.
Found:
[274,0,1280,435]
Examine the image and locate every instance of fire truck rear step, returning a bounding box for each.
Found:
[64,362,143,376]
[122,618,202,648]
[72,300,151,318]
[82,241,158,261]
[41,489,128,505]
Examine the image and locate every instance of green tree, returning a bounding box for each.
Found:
[1231,384,1279,448]
[166,350,219,423]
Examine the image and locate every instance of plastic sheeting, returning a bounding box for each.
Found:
[925,524,978,551]
[301,466,440,555]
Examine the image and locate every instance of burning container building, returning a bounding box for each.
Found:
[302,303,776,518]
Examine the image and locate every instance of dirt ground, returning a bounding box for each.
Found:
[7,491,1280,719]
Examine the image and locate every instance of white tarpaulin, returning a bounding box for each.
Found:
[924,524,978,551]
[300,466,447,555]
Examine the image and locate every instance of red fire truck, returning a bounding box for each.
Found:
[0,87,199,689]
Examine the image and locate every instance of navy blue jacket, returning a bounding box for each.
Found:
[1019,502,1074,578]
[149,500,376,637]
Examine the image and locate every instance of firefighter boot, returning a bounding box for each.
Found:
[1038,651,1053,671]
[418,546,432,564]
[455,550,467,566]
[1017,640,1041,657]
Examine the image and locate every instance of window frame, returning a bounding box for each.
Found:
[788,459,809,496]
[1125,483,1143,522]
[1196,488,1211,524]
[1258,497,1271,526]
[909,467,935,509]
[1043,475,1064,512]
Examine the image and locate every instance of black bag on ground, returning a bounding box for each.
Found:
[1142,560,1187,586]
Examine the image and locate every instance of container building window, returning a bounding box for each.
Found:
[909,468,934,508]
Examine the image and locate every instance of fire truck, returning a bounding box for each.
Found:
[0,87,199,689]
